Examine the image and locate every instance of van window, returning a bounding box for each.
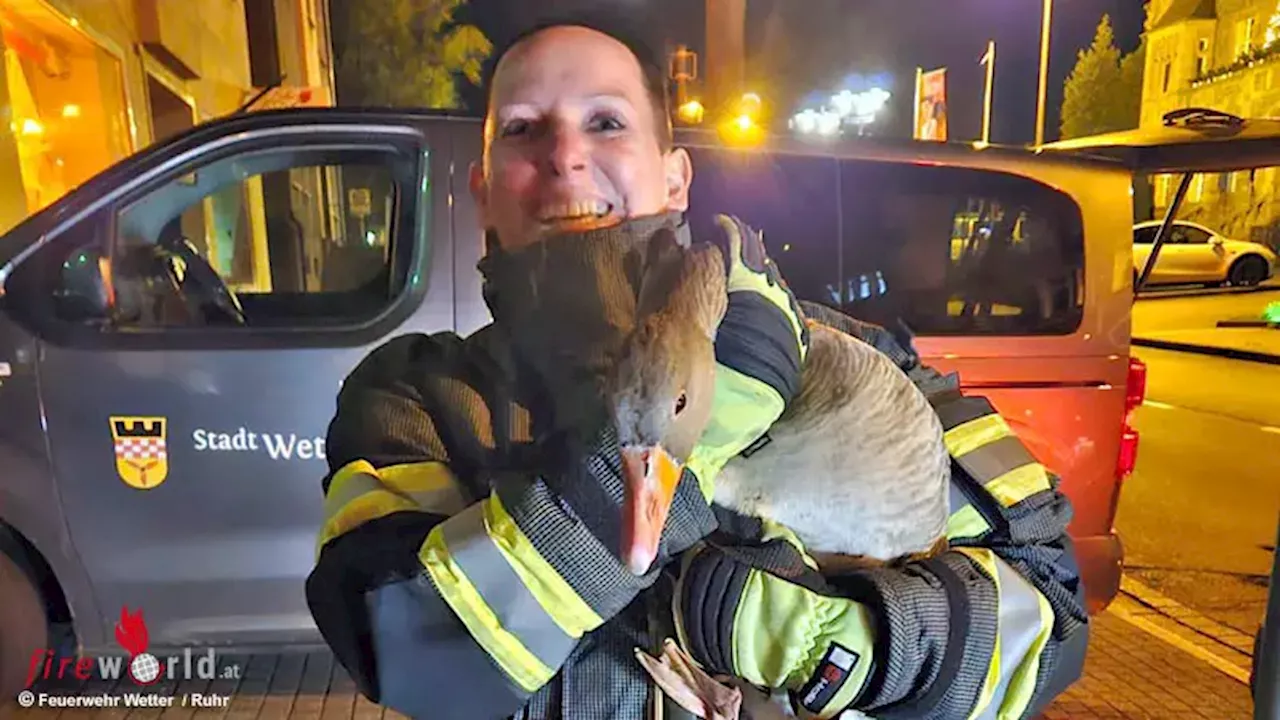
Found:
[684,148,1085,336]
[838,161,1085,336]
[685,150,840,306]
[45,149,417,330]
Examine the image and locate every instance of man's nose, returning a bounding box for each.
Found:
[544,125,589,177]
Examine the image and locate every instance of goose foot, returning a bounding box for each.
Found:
[635,639,743,720]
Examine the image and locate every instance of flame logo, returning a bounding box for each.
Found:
[114,606,149,657]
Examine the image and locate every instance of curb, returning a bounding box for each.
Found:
[1135,285,1280,302]
[1131,337,1280,366]
[1120,575,1258,655]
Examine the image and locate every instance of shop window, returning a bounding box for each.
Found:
[146,75,194,145]
[0,3,130,216]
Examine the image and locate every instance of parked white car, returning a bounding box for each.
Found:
[1133,220,1277,287]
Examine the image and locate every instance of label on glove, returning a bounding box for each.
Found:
[798,642,861,714]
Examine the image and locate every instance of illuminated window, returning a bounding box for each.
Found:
[0,4,130,219]
[1236,17,1256,58]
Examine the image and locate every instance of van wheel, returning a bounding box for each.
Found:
[1228,255,1268,286]
[0,550,48,699]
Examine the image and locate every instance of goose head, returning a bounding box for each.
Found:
[610,237,727,574]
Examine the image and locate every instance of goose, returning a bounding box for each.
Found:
[609,232,953,719]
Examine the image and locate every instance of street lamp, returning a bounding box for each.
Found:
[790,87,891,138]
[980,40,996,144]
[1035,0,1053,147]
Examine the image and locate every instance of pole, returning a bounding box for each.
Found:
[912,66,923,140]
[1035,0,1053,147]
[1256,517,1280,719]
[981,40,995,144]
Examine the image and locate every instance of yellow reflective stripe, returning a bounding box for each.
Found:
[947,505,991,540]
[317,490,418,556]
[759,519,821,572]
[324,460,379,505]
[419,510,554,693]
[317,461,419,555]
[317,460,468,557]
[944,414,1012,458]
[957,548,1003,720]
[483,492,604,637]
[985,463,1051,508]
[377,460,460,495]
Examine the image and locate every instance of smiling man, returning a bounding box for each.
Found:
[305,14,1089,720]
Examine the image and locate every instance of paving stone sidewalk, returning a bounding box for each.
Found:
[2,606,1255,719]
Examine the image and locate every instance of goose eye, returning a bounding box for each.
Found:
[674,391,688,416]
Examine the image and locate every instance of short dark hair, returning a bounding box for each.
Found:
[480,11,674,150]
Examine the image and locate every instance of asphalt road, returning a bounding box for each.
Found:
[1114,286,1280,636]
[1132,282,1280,333]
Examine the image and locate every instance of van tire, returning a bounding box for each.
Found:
[0,550,48,700]
[1228,255,1269,286]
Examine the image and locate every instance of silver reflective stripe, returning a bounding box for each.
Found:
[439,503,577,669]
[976,556,1054,720]
[949,482,971,515]
[324,472,384,518]
[956,436,1038,485]
[405,487,468,516]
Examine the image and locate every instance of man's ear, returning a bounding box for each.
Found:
[469,161,489,225]
[663,147,693,212]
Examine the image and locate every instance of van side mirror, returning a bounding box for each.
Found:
[52,247,114,324]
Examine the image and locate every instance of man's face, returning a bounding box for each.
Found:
[470,26,693,250]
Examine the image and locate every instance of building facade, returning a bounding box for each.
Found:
[0,0,336,237]
[1141,0,1280,247]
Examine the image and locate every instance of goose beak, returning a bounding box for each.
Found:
[620,445,683,575]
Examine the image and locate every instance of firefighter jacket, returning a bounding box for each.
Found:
[304,216,1089,720]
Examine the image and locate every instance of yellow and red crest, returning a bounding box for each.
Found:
[110,417,169,490]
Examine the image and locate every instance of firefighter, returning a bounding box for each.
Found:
[305,14,1089,720]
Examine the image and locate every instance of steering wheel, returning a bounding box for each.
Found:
[157,234,248,326]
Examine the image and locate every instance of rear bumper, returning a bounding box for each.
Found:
[1074,531,1124,615]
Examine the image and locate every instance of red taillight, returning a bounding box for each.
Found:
[1117,356,1146,479]
[1125,356,1147,415]
[1117,426,1139,478]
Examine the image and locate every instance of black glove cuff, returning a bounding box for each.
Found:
[678,547,751,675]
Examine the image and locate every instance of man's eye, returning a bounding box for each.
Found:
[587,114,625,132]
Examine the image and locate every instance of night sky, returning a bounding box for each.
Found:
[453,0,1147,145]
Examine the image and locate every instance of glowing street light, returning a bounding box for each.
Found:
[677,99,705,124]
[790,87,891,138]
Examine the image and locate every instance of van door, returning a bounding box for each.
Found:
[1,115,452,650]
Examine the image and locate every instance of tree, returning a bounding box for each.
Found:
[1266,1,1280,48]
[331,0,492,110]
[1118,38,1146,130]
[1060,14,1142,140]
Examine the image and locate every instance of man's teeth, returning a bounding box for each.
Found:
[542,201,609,219]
